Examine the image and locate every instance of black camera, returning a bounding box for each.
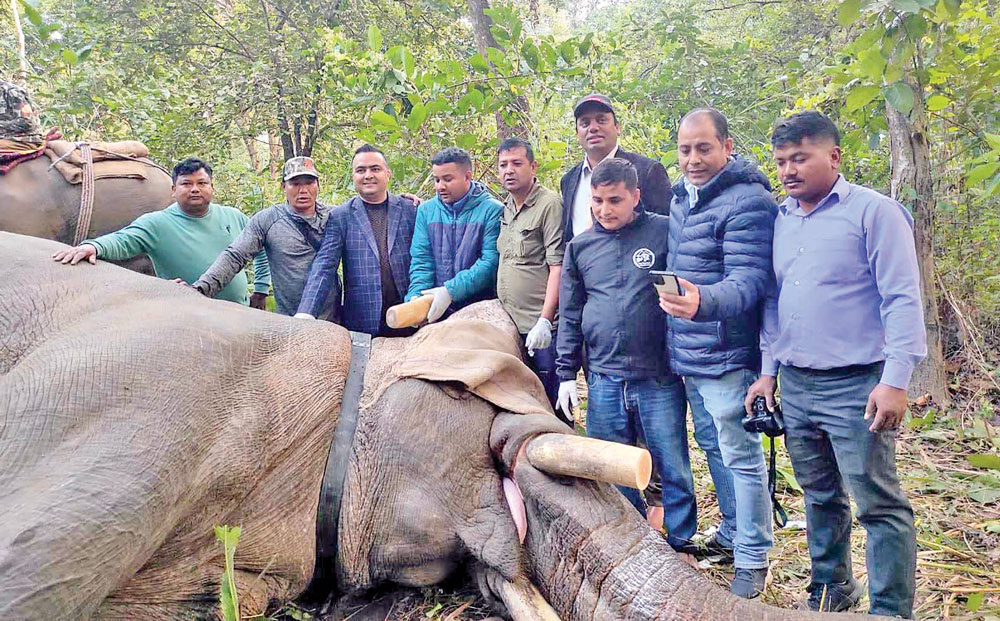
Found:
[741,396,785,437]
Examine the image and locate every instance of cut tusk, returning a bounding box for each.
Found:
[500,579,561,621]
[385,294,433,329]
[524,433,651,490]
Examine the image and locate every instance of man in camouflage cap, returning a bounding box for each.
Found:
[192,156,340,319]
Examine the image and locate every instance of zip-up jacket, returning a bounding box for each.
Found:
[556,206,671,381]
[666,155,777,377]
[405,181,502,309]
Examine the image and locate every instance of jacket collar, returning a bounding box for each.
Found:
[671,155,771,211]
[282,201,329,230]
[504,179,545,211]
[582,144,621,175]
[348,193,406,256]
[440,181,490,213]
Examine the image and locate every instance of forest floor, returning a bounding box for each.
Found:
[289,366,1000,621]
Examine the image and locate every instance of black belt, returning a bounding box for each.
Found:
[784,361,883,376]
[300,330,371,610]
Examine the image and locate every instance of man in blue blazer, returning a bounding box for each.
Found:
[296,144,418,336]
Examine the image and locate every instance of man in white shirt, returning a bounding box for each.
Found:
[558,94,673,243]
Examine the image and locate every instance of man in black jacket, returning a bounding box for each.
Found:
[559,94,672,244]
[555,158,692,561]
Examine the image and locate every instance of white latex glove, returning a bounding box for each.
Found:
[556,380,579,419]
[293,312,316,320]
[525,317,553,357]
[421,287,452,323]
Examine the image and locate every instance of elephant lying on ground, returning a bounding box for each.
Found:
[0,232,846,620]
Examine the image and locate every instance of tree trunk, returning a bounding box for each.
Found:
[268,132,282,177]
[886,89,951,407]
[244,135,259,171]
[465,0,529,140]
[260,0,296,161]
[11,0,28,84]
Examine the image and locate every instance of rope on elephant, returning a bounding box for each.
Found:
[73,142,95,246]
[45,140,171,184]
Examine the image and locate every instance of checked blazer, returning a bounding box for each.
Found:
[297,194,417,335]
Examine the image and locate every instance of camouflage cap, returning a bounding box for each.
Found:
[282,156,320,181]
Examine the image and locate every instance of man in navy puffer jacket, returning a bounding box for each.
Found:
[658,109,777,599]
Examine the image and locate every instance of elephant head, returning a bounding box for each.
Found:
[334,301,842,620]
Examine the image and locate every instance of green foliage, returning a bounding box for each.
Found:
[967,454,1000,471]
[6,0,998,348]
[799,0,1000,329]
[215,525,241,621]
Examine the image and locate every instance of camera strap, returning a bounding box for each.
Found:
[768,438,788,528]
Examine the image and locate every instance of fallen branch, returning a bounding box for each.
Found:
[704,0,787,12]
[936,272,1000,394]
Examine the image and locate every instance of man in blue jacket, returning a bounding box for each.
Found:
[404,147,502,323]
[658,108,777,598]
[295,145,417,336]
[555,158,691,560]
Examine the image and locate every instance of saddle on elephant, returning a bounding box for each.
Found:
[44,138,160,184]
[0,128,60,175]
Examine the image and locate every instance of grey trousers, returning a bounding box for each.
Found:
[780,362,916,618]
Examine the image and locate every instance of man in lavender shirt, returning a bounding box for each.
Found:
[746,112,926,617]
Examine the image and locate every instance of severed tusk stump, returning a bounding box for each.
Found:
[385,294,433,329]
[525,433,651,490]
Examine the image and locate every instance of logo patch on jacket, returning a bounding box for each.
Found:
[632,248,655,269]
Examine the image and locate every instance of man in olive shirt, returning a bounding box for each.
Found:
[51,157,270,307]
[496,137,564,411]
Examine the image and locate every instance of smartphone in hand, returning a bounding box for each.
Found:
[649,270,683,296]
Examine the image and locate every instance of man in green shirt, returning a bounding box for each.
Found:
[51,158,270,307]
[496,137,564,411]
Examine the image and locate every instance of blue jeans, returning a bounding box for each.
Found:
[685,369,772,569]
[781,363,915,618]
[585,371,696,552]
[523,331,560,414]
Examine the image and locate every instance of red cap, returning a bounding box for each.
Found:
[573,93,615,118]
